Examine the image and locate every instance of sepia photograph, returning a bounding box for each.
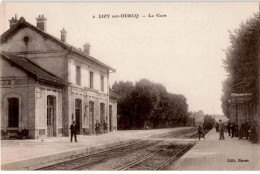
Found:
[0,1,260,171]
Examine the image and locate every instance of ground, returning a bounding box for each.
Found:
[1,127,259,170]
[170,129,260,170]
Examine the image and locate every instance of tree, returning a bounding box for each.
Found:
[112,79,189,129]
[222,12,260,115]
[112,81,134,129]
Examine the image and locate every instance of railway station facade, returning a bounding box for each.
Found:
[0,15,118,139]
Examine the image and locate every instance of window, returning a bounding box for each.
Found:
[76,66,81,85]
[100,75,104,92]
[90,71,93,89]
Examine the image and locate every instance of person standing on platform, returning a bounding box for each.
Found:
[103,121,108,133]
[250,122,258,143]
[244,121,250,139]
[231,122,235,138]
[215,122,219,132]
[70,121,77,142]
[227,121,231,136]
[234,123,239,137]
[95,120,100,136]
[198,125,205,140]
[219,119,225,140]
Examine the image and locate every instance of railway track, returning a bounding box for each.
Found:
[116,143,193,170]
[158,128,197,138]
[36,140,158,170]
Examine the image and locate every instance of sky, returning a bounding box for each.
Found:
[0,2,259,115]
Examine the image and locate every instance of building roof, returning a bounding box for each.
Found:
[1,52,67,85]
[0,17,116,72]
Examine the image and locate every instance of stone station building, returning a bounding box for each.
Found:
[0,15,117,139]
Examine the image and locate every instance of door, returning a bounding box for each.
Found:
[47,96,55,137]
[89,101,94,133]
[8,98,19,128]
[75,99,82,134]
[100,103,105,124]
[109,105,112,131]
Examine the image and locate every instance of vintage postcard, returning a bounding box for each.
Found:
[0,1,259,171]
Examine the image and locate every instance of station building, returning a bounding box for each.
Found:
[0,15,117,139]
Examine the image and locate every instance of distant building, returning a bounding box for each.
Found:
[0,15,117,139]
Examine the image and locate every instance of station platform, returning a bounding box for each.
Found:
[0,127,192,170]
[170,129,260,170]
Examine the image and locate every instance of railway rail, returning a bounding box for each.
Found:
[36,140,158,170]
[157,128,197,138]
[36,128,198,170]
[116,143,193,170]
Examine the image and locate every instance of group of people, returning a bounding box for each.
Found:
[239,120,258,143]
[95,120,108,136]
[214,119,258,143]
[69,120,109,142]
[197,119,226,140]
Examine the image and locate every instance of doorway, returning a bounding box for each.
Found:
[8,97,19,128]
[89,101,94,133]
[47,96,56,137]
[100,103,105,124]
[75,99,82,134]
[109,105,112,131]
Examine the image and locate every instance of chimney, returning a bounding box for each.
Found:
[9,14,18,28]
[36,14,47,31]
[83,43,91,55]
[60,28,67,42]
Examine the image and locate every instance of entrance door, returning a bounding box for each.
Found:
[89,101,94,133]
[47,96,55,137]
[100,103,105,124]
[75,99,82,134]
[8,98,19,128]
[109,105,112,131]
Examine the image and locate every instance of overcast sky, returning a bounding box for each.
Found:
[0,2,259,115]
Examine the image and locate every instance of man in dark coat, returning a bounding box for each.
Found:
[244,121,250,139]
[95,120,100,136]
[231,122,235,138]
[198,125,205,140]
[70,121,77,142]
[227,121,231,136]
[103,121,108,133]
[215,122,219,132]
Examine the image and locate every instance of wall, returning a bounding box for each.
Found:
[0,27,67,79]
[0,57,31,134]
[68,54,108,94]
[109,99,118,131]
[34,82,63,138]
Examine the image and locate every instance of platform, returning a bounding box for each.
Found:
[170,129,260,170]
[0,127,191,170]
